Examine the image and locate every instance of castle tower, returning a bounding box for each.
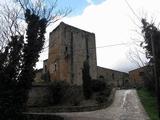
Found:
[47,22,97,85]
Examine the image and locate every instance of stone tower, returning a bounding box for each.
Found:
[47,22,97,85]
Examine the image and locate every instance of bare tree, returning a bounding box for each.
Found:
[0,0,71,51]
[17,0,71,26]
[127,47,148,68]
[0,2,24,52]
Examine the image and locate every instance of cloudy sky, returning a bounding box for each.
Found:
[37,0,160,73]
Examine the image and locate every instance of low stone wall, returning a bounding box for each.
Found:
[27,88,116,113]
[24,114,64,120]
[27,83,51,107]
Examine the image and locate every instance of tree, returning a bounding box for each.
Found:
[0,0,70,119]
[127,47,147,68]
[82,60,92,99]
[141,18,160,118]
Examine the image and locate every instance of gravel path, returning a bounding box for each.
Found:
[28,90,150,120]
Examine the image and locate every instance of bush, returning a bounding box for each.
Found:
[63,85,83,106]
[25,114,64,120]
[94,83,112,104]
[48,80,69,105]
[82,60,92,99]
[95,91,108,104]
[91,79,106,92]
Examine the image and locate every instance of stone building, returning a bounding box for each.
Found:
[97,67,129,87]
[129,66,153,87]
[36,22,97,85]
[34,69,43,82]
[35,22,128,86]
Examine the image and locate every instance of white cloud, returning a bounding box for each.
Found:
[86,0,93,4]
[38,0,160,72]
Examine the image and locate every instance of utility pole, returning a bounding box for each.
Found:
[151,33,160,118]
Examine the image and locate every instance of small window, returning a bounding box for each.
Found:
[54,63,57,71]
[99,75,104,80]
[139,72,144,76]
[65,46,68,52]
[112,73,114,80]
[44,65,47,72]
[64,46,69,57]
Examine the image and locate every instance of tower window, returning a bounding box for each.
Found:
[112,73,114,80]
[65,46,68,52]
[54,63,57,71]
[44,65,47,72]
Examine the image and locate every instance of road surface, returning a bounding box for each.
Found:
[55,90,149,120]
[28,90,150,120]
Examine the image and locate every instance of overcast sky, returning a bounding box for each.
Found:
[37,0,160,73]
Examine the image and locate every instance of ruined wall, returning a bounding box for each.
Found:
[97,66,129,87]
[48,24,62,82]
[129,66,152,87]
[43,59,48,74]
[47,22,97,85]
[34,69,43,83]
[27,83,50,107]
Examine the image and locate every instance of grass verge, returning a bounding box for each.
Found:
[137,88,159,120]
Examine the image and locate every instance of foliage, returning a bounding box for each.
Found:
[95,91,109,104]
[95,87,111,104]
[0,8,47,119]
[141,18,160,65]
[63,85,83,106]
[82,60,92,99]
[137,88,159,120]
[140,19,160,112]
[95,84,112,104]
[91,79,106,92]
[141,66,155,93]
[25,114,64,120]
[49,81,70,105]
[49,81,83,106]
[0,36,24,120]
[0,0,70,119]
[141,19,155,60]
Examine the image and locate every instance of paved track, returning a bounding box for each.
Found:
[55,90,150,120]
[28,90,150,120]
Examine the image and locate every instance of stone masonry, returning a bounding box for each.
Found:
[97,66,129,87]
[47,22,97,85]
[34,22,128,86]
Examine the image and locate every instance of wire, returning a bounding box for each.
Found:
[38,42,135,62]
[96,42,130,48]
[124,0,141,22]
[41,42,131,52]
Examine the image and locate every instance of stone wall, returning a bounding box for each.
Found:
[129,66,153,87]
[97,66,129,87]
[34,69,43,83]
[27,83,51,107]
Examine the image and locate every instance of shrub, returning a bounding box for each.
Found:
[95,83,112,104]
[91,79,106,92]
[25,114,64,120]
[95,91,108,104]
[48,80,69,105]
[82,60,92,99]
[63,85,83,106]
